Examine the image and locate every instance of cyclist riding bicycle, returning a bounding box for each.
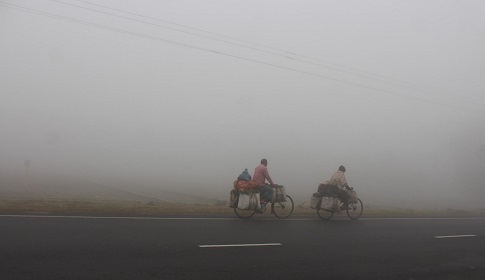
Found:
[253,158,276,203]
[319,165,352,210]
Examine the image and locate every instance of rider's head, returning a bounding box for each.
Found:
[339,165,346,172]
[261,159,268,166]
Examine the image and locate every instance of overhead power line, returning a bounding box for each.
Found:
[74,0,300,56]
[63,0,470,103]
[37,0,454,99]
[0,1,478,110]
[47,0,294,60]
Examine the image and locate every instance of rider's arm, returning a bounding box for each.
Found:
[263,167,274,185]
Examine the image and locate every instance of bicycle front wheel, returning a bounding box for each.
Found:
[346,198,363,220]
[272,195,294,219]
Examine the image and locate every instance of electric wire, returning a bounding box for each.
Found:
[47,0,295,60]
[41,0,460,100]
[0,1,479,110]
[74,0,300,56]
[66,0,473,103]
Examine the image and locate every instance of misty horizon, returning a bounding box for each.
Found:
[1,0,484,211]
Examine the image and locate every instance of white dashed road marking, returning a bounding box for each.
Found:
[434,235,477,239]
[199,243,282,248]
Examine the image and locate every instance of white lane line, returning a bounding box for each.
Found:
[0,215,237,220]
[199,243,282,248]
[1,215,485,221]
[434,235,477,239]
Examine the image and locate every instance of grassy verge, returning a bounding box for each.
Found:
[0,199,234,216]
[0,198,484,218]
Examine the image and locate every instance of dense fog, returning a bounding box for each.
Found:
[1,0,484,210]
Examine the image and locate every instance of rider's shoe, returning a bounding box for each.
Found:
[340,205,350,210]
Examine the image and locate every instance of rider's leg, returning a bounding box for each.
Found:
[260,185,273,202]
[338,190,351,210]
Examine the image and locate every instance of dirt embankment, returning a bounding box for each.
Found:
[0,198,484,218]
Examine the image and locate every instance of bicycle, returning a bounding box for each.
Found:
[316,195,363,220]
[234,192,294,219]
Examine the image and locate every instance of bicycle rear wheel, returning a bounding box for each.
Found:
[346,198,363,220]
[234,207,256,219]
[272,195,294,219]
[317,207,335,220]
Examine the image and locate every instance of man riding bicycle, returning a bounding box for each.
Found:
[321,165,352,210]
[252,158,275,203]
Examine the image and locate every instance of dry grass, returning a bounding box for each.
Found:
[0,198,484,218]
[0,199,234,216]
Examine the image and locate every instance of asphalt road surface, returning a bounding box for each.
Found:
[1,215,484,280]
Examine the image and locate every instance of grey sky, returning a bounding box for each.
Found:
[1,0,484,208]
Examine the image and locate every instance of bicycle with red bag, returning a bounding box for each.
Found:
[230,182,294,219]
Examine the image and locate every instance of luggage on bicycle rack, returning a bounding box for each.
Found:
[237,190,262,210]
[320,196,341,212]
[310,193,322,209]
[271,185,287,203]
[233,179,258,191]
[318,182,339,197]
[229,189,239,208]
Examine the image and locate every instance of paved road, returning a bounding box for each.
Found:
[1,215,484,280]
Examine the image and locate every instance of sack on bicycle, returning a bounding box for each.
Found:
[236,168,252,181]
[271,185,287,203]
[237,190,262,210]
[348,189,358,203]
[317,182,338,196]
[320,196,341,213]
[233,179,258,191]
[310,193,323,209]
[229,189,239,208]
